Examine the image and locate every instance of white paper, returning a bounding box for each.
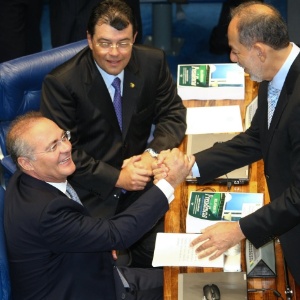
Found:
[178,86,245,101]
[186,105,243,134]
[245,96,258,130]
[152,233,224,268]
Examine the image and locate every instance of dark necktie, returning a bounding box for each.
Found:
[112,77,122,130]
[66,182,83,205]
[267,84,280,128]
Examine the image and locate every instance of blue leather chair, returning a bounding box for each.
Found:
[0,39,88,186]
[0,186,10,300]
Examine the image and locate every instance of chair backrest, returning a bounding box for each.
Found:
[0,39,88,187]
[0,39,88,158]
[0,186,10,300]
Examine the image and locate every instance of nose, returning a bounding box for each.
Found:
[58,139,71,152]
[107,44,120,55]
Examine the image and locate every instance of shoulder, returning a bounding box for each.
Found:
[132,44,165,61]
[47,46,94,79]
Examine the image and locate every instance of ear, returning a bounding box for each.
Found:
[132,32,138,44]
[17,157,34,171]
[87,32,93,50]
[253,43,266,62]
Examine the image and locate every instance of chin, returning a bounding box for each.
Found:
[250,75,263,83]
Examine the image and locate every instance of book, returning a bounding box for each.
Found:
[177,63,245,100]
[186,191,264,233]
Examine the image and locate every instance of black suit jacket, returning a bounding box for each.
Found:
[4,171,168,300]
[40,45,186,216]
[194,54,300,284]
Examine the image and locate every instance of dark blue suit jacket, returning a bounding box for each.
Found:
[4,171,168,300]
[40,45,186,217]
[194,53,300,284]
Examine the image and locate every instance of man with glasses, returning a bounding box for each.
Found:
[4,111,194,300]
[40,0,186,268]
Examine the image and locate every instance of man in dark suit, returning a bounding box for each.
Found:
[4,112,194,300]
[40,0,186,267]
[155,1,300,285]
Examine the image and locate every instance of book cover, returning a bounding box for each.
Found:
[186,191,263,233]
[177,63,245,100]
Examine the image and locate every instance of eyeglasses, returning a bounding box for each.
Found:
[96,41,133,52]
[34,131,71,155]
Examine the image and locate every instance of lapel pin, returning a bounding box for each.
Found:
[130,83,135,88]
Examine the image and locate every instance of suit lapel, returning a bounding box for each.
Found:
[263,54,300,156]
[85,56,123,133]
[122,50,142,138]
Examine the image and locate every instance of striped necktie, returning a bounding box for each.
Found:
[66,182,83,205]
[267,84,280,128]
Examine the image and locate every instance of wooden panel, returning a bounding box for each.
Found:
[163,75,300,299]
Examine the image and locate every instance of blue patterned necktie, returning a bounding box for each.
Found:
[267,84,280,128]
[112,77,122,130]
[66,182,83,205]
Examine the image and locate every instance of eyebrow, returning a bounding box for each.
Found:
[97,37,131,43]
[44,130,65,150]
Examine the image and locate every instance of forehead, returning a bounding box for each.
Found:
[228,18,239,47]
[94,22,133,39]
[27,119,61,147]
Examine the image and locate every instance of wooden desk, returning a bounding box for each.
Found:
[164,75,300,299]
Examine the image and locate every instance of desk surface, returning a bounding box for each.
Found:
[163,75,300,299]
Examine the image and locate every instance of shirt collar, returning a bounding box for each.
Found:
[47,181,68,194]
[271,42,300,90]
[94,61,124,90]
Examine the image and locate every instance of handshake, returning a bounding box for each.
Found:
[118,148,195,191]
[152,149,195,189]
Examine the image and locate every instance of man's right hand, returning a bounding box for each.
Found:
[116,155,152,191]
[154,148,195,189]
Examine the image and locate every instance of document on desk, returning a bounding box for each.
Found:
[152,233,224,268]
[186,105,243,134]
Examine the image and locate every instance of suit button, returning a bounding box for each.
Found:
[121,293,126,299]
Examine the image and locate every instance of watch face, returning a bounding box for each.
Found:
[146,148,158,158]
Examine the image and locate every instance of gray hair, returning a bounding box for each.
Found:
[231,1,289,50]
[6,111,44,167]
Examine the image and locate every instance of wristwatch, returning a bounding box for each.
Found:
[144,148,158,158]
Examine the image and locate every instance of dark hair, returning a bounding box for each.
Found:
[231,1,289,50]
[87,0,137,37]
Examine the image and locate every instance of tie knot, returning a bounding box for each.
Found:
[112,77,121,90]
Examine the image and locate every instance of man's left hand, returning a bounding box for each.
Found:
[190,222,245,260]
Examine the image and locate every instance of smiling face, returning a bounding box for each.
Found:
[87,23,136,75]
[228,17,264,83]
[18,118,76,183]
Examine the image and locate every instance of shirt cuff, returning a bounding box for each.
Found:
[155,179,175,204]
[191,162,200,177]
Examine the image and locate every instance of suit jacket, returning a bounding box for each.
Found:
[40,45,186,217]
[4,171,168,300]
[194,54,300,284]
